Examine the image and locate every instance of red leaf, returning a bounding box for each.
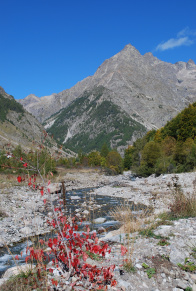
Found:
[95,237,99,244]
[121,245,127,256]
[17,176,22,183]
[111,279,117,287]
[51,279,58,286]
[83,252,88,261]
[39,239,44,245]
[15,255,19,260]
[40,190,44,196]
[23,163,28,168]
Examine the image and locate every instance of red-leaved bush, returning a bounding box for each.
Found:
[17,155,119,290]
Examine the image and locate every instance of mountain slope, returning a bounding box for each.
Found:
[0,87,75,157]
[130,102,196,176]
[19,44,196,129]
[19,44,196,153]
[45,86,146,153]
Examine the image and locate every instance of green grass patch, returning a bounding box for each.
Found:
[178,258,196,272]
[142,263,156,278]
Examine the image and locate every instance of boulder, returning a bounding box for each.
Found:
[20,226,32,235]
[47,183,61,194]
[93,217,106,224]
[3,264,36,279]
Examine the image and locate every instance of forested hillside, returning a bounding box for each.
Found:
[124,103,196,176]
[0,94,25,122]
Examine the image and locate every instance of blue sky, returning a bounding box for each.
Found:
[0,0,195,100]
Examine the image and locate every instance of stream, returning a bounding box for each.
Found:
[0,187,147,278]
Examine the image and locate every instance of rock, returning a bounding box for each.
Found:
[169,246,189,265]
[20,226,32,235]
[3,264,36,279]
[118,279,132,289]
[0,278,7,286]
[70,195,81,200]
[191,274,196,282]
[86,258,99,266]
[93,217,106,224]
[154,225,172,236]
[83,210,90,215]
[31,217,43,226]
[193,284,196,291]
[176,279,188,289]
[97,226,106,234]
[135,263,143,269]
[47,183,61,194]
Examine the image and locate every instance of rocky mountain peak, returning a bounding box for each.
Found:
[0,86,13,99]
[18,44,196,153]
[0,86,6,94]
[187,59,195,65]
[186,59,196,70]
[19,94,40,106]
[121,43,141,54]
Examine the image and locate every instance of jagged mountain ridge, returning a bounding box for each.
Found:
[19,44,196,153]
[19,44,196,128]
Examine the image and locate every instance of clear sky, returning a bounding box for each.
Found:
[0,0,196,100]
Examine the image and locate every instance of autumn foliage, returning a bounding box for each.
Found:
[16,156,120,290]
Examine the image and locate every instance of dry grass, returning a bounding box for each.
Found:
[110,203,151,234]
[110,203,152,270]
[170,190,196,218]
[0,173,21,190]
[0,269,48,291]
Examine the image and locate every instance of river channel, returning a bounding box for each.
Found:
[0,187,147,277]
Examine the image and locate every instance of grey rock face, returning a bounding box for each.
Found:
[18,44,196,153]
[19,44,196,129]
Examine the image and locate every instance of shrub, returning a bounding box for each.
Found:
[106,151,123,174]
[11,155,118,290]
[169,176,196,218]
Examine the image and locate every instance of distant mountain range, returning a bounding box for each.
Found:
[17,44,196,153]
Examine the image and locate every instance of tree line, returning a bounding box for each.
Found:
[124,103,196,177]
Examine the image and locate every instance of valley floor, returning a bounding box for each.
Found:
[0,169,196,290]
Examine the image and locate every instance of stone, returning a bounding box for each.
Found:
[169,246,189,265]
[3,264,36,279]
[70,195,81,200]
[47,183,61,194]
[193,284,196,291]
[83,210,89,215]
[93,217,106,224]
[135,263,143,269]
[118,279,132,289]
[20,226,32,235]
[176,279,188,290]
[191,274,196,282]
[154,225,172,236]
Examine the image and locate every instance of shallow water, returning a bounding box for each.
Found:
[0,187,147,277]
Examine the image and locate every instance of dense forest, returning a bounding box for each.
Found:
[124,103,196,177]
